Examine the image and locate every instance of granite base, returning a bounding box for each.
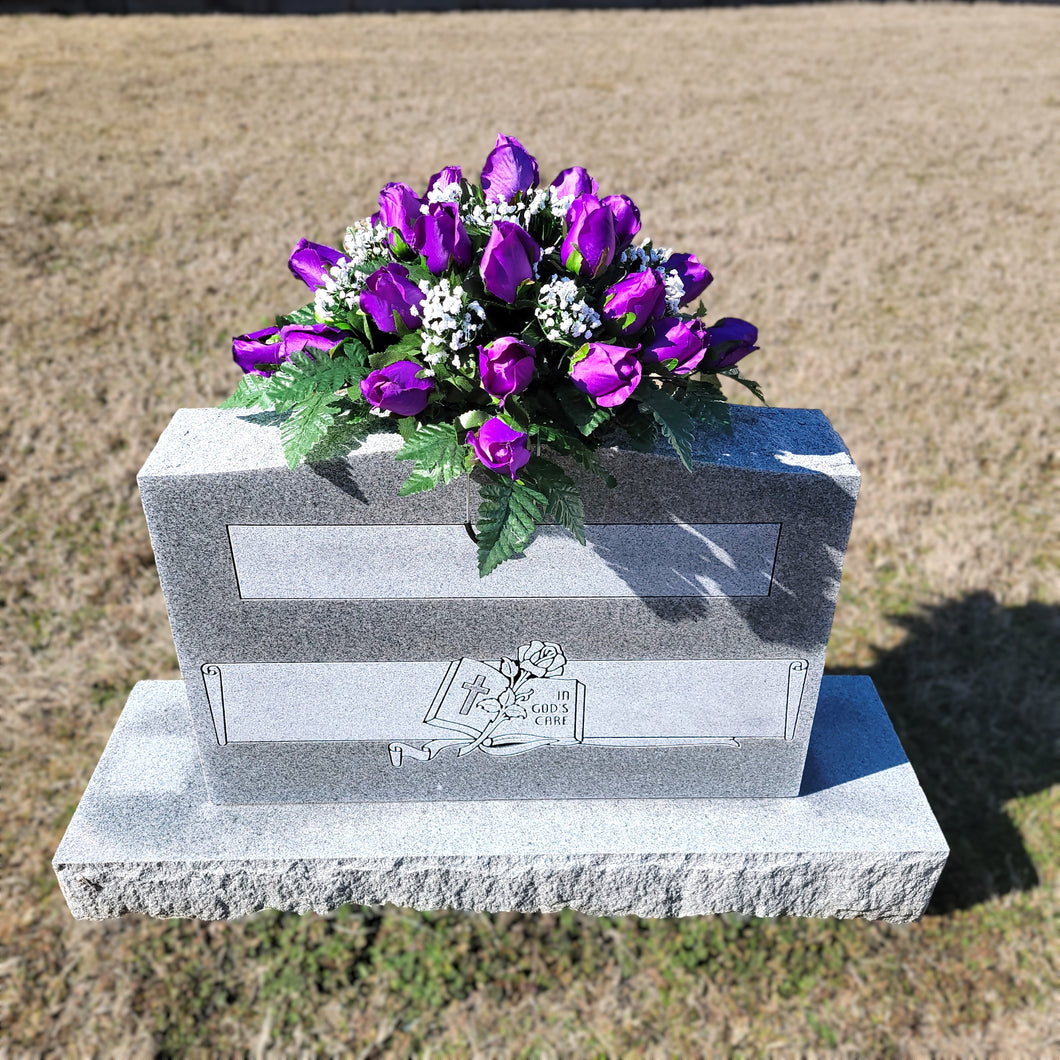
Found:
[53,676,947,923]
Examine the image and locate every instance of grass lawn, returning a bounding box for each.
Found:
[1,5,1057,1055]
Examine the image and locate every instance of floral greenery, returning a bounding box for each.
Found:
[222,136,764,576]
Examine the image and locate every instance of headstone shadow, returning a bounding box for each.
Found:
[830,592,1058,913]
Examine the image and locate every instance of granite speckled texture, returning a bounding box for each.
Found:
[136,406,860,803]
[53,676,948,923]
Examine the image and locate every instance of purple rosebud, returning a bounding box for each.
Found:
[570,342,643,408]
[641,316,709,375]
[414,202,472,275]
[601,194,641,252]
[478,337,536,404]
[287,238,344,290]
[359,263,424,334]
[481,134,539,203]
[427,165,462,194]
[704,318,759,370]
[280,322,346,359]
[233,325,281,375]
[232,323,345,376]
[467,416,531,480]
[562,195,616,279]
[550,166,598,200]
[601,269,666,335]
[479,221,541,304]
[665,252,713,305]
[376,181,423,251]
[360,360,434,417]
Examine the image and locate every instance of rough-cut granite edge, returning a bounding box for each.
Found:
[55,847,945,924]
[56,851,946,923]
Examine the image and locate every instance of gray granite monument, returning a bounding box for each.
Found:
[135,405,860,803]
[53,403,948,922]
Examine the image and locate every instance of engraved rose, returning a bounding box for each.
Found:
[516,641,566,679]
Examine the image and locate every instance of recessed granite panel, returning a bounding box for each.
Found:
[228,522,781,599]
[137,406,859,802]
[199,657,805,745]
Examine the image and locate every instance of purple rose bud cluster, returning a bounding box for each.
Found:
[230,135,760,487]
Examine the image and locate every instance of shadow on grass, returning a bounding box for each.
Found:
[831,591,1059,914]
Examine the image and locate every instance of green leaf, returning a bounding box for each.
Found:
[220,373,271,411]
[524,457,586,545]
[523,420,619,488]
[556,384,611,437]
[612,402,658,450]
[639,387,696,471]
[475,475,547,577]
[369,333,423,370]
[387,228,412,258]
[276,302,317,327]
[681,383,733,434]
[303,414,371,463]
[445,372,475,394]
[395,421,461,472]
[503,396,531,428]
[263,352,350,413]
[342,335,372,365]
[279,392,340,469]
[398,467,444,496]
[459,409,489,430]
[723,368,767,404]
[395,421,465,495]
[568,343,590,368]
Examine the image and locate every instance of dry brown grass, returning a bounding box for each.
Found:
[1,5,1057,1057]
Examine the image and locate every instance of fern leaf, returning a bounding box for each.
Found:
[266,353,349,412]
[556,384,612,437]
[275,302,317,327]
[341,335,372,365]
[280,392,340,469]
[475,476,546,577]
[723,368,767,404]
[395,422,464,484]
[681,384,733,435]
[525,457,586,545]
[639,388,696,471]
[220,373,271,411]
[303,414,371,463]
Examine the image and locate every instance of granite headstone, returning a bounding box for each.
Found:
[137,405,859,802]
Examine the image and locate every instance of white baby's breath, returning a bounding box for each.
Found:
[664,269,686,315]
[462,186,555,231]
[342,217,392,267]
[315,218,393,320]
[424,181,462,207]
[619,238,672,272]
[535,276,601,343]
[547,186,576,219]
[418,278,486,361]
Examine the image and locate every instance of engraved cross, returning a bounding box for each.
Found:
[459,674,490,715]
